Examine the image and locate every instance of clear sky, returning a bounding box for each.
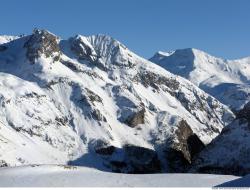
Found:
[0,0,249,59]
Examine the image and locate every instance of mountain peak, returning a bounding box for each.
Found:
[152,48,211,59]
[150,47,250,110]
[88,34,121,45]
[86,34,127,53]
[24,28,60,63]
[32,28,57,38]
[67,33,130,68]
[84,34,132,67]
[69,34,98,62]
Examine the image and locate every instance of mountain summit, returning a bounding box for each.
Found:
[150,48,250,110]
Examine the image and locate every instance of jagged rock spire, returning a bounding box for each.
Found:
[24,29,61,64]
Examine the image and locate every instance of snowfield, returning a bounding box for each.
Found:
[0,165,240,187]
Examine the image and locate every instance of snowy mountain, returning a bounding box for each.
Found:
[0,29,234,173]
[150,49,250,111]
[191,101,250,176]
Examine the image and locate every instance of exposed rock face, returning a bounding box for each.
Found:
[95,145,115,155]
[123,145,161,174]
[24,29,60,63]
[94,120,206,174]
[85,88,103,104]
[87,34,132,68]
[125,108,145,128]
[108,145,161,174]
[175,89,229,136]
[70,83,107,122]
[175,120,205,162]
[70,35,98,62]
[91,109,107,122]
[166,120,205,172]
[91,140,161,173]
[134,70,180,91]
[93,139,115,156]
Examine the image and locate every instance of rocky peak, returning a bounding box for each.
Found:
[70,35,98,62]
[68,34,132,70]
[87,34,122,54]
[86,34,132,67]
[24,29,60,64]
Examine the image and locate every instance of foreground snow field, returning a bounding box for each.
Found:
[0,165,239,187]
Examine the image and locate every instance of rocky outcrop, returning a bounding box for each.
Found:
[165,120,205,172]
[122,145,161,174]
[70,35,98,62]
[24,29,60,63]
[93,139,116,156]
[91,140,161,173]
[125,108,145,128]
[91,109,107,122]
[134,70,179,91]
[108,145,161,174]
[70,83,107,122]
[93,120,206,174]
[69,35,108,70]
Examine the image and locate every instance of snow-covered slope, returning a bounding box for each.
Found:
[191,101,250,176]
[0,35,19,44]
[150,49,250,111]
[0,29,234,173]
[0,165,239,187]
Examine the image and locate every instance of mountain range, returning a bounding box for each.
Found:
[0,29,249,175]
[150,49,250,111]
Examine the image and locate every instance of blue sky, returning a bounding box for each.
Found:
[0,0,249,59]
